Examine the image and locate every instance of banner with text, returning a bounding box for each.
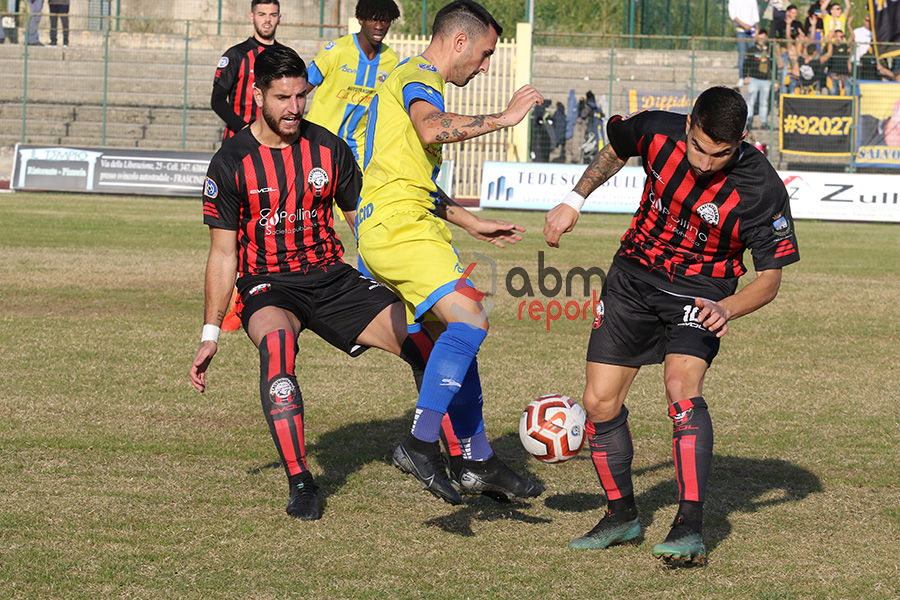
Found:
[855,81,900,167]
[11,145,214,196]
[480,161,644,213]
[480,162,900,222]
[627,89,695,115]
[781,170,900,222]
[780,95,854,156]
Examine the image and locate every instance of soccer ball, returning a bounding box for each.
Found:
[518,394,587,463]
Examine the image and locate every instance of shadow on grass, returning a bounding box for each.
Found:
[546,455,822,552]
[295,411,547,527]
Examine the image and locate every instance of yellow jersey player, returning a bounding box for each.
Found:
[358,0,545,505]
[306,0,400,163]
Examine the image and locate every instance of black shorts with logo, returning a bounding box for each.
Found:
[237,261,399,357]
[586,265,721,366]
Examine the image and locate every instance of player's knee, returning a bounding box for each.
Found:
[663,371,702,403]
[582,387,624,423]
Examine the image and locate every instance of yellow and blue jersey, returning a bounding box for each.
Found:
[357,56,446,238]
[306,34,399,162]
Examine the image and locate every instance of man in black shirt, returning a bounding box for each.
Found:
[544,87,799,567]
[211,0,283,141]
[743,30,774,129]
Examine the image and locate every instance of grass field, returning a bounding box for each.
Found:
[1,192,898,599]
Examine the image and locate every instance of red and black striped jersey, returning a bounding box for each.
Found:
[606,110,800,299]
[212,38,283,140]
[202,123,362,276]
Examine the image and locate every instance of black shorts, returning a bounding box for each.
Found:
[586,265,721,366]
[237,262,399,357]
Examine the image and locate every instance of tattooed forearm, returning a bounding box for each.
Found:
[573,145,626,198]
[462,113,502,129]
[421,111,504,143]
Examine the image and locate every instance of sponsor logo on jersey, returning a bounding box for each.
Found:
[269,377,296,406]
[217,56,229,68]
[204,177,218,199]
[592,299,605,329]
[696,202,720,226]
[418,62,437,72]
[772,213,792,237]
[340,64,358,75]
[248,283,271,296]
[324,41,336,50]
[307,167,329,195]
[249,187,278,195]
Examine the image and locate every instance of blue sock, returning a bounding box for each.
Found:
[410,322,486,442]
[447,358,492,460]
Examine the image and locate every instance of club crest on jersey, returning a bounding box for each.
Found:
[592,299,605,329]
[696,202,720,226]
[269,377,296,406]
[248,283,271,296]
[772,213,792,237]
[307,167,329,196]
[377,70,389,83]
[204,177,218,199]
[672,408,693,426]
[217,56,229,68]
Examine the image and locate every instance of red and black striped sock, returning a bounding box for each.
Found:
[587,405,635,515]
[258,330,309,484]
[669,396,713,519]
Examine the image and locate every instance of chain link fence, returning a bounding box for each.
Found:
[2,12,899,195]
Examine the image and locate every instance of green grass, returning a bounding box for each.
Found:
[1,193,899,599]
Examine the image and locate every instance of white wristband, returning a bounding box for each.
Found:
[560,190,586,213]
[201,324,221,344]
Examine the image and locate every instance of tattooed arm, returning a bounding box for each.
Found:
[543,144,627,247]
[409,85,543,145]
[434,186,525,248]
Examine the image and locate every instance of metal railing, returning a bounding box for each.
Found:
[2,14,898,197]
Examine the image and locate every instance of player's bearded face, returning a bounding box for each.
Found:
[451,28,498,86]
[259,77,307,138]
[684,119,742,179]
[251,5,281,41]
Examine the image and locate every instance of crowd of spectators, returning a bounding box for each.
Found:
[730,0,900,129]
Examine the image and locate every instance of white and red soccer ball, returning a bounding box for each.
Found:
[518,394,586,463]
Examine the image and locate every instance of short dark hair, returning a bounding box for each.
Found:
[690,86,747,143]
[251,0,280,9]
[355,0,400,22]
[254,45,307,90]
[433,0,502,39]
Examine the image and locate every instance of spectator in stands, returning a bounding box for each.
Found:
[26,0,41,45]
[852,14,872,63]
[729,0,760,84]
[804,2,824,47]
[765,0,786,36]
[791,40,832,94]
[774,5,805,88]
[826,29,852,94]
[0,0,19,45]
[744,30,775,130]
[875,59,900,82]
[48,0,68,46]
[822,0,850,39]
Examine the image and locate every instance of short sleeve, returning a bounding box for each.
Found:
[202,153,241,230]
